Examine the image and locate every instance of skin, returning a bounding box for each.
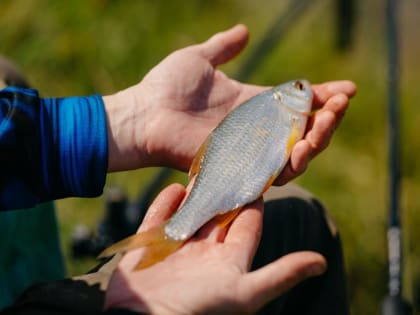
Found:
[101,24,356,314]
[105,184,327,314]
[103,24,357,186]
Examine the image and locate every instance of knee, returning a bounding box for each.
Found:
[254,184,344,270]
[263,183,338,239]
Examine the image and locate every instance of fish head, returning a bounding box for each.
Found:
[271,79,312,114]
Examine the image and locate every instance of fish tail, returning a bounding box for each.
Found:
[134,237,183,270]
[97,223,184,270]
[98,223,166,258]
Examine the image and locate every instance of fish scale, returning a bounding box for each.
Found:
[98,79,313,269]
[165,109,274,239]
[165,80,312,241]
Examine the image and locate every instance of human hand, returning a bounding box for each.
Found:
[274,80,356,185]
[103,24,356,184]
[104,184,327,315]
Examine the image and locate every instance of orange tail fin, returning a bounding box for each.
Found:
[134,237,183,270]
[97,223,184,270]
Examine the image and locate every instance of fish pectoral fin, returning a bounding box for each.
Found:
[215,207,243,229]
[188,136,210,179]
[262,121,303,193]
[286,120,302,154]
[134,238,184,270]
[97,223,167,259]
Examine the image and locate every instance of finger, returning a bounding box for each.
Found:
[197,24,249,66]
[273,141,311,186]
[195,198,263,244]
[194,200,240,243]
[239,251,327,312]
[119,184,185,271]
[273,93,349,186]
[273,111,334,185]
[318,92,349,115]
[194,219,228,243]
[138,183,186,232]
[224,198,264,270]
[305,110,336,152]
[302,93,349,157]
[312,80,357,109]
[315,94,349,134]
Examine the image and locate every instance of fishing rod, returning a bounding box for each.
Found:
[381,0,412,313]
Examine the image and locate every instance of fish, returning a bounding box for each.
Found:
[98,79,313,269]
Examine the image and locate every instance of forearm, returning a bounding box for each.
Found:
[0,87,108,210]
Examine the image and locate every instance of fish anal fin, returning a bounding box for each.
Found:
[188,136,210,179]
[215,207,242,229]
[97,223,167,259]
[262,173,279,194]
[134,238,183,270]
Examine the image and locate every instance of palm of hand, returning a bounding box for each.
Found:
[105,185,325,315]
[138,48,265,171]
[106,184,260,314]
[124,24,355,182]
[114,240,250,315]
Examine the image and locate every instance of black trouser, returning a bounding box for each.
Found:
[254,185,349,315]
[1,184,349,315]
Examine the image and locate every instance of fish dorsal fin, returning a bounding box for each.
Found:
[188,136,210,179]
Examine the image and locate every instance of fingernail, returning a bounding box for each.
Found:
[306,263,327,277]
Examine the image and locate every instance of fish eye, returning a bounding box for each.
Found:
[294,81,305,91]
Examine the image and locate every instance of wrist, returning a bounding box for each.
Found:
[103,85,151,172]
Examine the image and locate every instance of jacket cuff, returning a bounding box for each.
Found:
[40,94,108,200]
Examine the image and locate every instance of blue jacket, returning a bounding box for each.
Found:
[0,86,109,308]
[0,87,108,210]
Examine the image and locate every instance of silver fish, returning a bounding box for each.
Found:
[99,79,312,269]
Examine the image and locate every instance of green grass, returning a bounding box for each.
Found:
[1,0,420,313]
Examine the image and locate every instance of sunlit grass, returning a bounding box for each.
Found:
[1,0,420,313]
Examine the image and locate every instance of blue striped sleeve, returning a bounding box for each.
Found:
[0,87,108,210]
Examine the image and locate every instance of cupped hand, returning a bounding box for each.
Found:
[104,24,356,185]
[104,184,327,315]
[274,80,356,185]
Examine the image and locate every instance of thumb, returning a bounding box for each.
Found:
[239,251,327,312]
[197,24,249,66]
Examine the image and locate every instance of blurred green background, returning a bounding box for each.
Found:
[1,0,420,313]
